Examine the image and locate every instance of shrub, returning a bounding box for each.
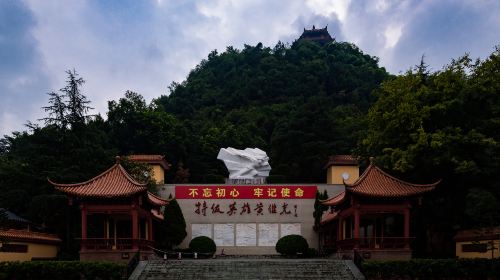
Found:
[189,236,216,254]
[275,234,309,256]
[362,258,500,280]
[0,261,125,280]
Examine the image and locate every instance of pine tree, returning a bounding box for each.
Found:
[61,69,93,127]
[41,91,67,128]
[161,199,187,249]
[39,69,93,129]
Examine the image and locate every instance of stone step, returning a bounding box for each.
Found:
[134,259,363,280]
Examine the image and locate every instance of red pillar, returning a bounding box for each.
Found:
[354,208,360,249]
[80,204,87,251]
[337,217,343,241]
[404,207,410,248]
[131,207,139,250]
[148,216,153,241]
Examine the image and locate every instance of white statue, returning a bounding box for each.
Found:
[217,148,271,179]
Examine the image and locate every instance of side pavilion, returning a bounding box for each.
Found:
[319,159,439,260]
[49,157,168,261]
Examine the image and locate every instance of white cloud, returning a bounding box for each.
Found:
[306,0,351,22]
[1,0,499,136]
[0,112,18,137]
[384,24,403,49]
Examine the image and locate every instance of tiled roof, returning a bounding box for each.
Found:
[147,192,169,206]
[320,192,347,206]
[454,226,500,242]
[324,155,359,168]
[320,211,338,225]
[49,163,147,198]
[127,154,171,170]
[0,229,61,244]
[346,163,439,198]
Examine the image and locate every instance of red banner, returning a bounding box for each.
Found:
[175,185,317,199]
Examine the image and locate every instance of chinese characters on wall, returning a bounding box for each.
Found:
[194,201,299,217]
[176,186,317,218]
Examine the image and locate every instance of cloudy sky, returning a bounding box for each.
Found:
[1,0,499,137]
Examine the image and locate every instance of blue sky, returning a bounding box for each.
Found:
[1,0,499,136]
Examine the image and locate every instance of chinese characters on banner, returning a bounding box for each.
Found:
[175,185,317,199]
[194,201,299,217]
[177,186,316,218]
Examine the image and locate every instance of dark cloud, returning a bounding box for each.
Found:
[0,0,49,135]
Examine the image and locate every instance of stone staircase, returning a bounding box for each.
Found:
[132,258,364,280]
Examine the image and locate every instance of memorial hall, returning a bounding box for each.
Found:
[50,148,438,261]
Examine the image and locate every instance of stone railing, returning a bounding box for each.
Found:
[337,237,413,250]
[80,238,154,251]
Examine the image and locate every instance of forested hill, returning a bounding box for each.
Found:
[2,36,500,258]
[154,40,389,182]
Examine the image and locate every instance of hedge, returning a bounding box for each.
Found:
[362,258,500,280]
[189,236,216,254]
[0,261,126,280]
[275,234,309,256]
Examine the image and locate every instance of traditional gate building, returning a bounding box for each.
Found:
[319,158,439,260]
[49,157,168,261]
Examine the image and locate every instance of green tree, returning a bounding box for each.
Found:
[465,188,500,227]
[313,190,328,228]
[108,91,187,179]
[39,69,93,129]
[159,199,187,249]
[120,157,156,192]
[360,49,500,257]
[41,91,67,129]
[62,69,93,127]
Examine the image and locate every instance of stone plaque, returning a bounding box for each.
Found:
[236,223,257,246]
[214,223,234,246]
[280,223,301,237]
[258,223,279,246]
[191,224,213,239]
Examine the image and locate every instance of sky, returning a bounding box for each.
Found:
[1,0,499,137]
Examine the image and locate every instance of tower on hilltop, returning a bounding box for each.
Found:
[299,25,334,45]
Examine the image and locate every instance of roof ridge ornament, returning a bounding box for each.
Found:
[115,156,121,164]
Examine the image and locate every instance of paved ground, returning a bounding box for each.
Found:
[131,258,365,280]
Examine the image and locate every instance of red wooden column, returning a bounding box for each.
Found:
[80,203,87,251]
[131,206,139,250]
[354,208,360,249]
[337,217,343,241]
[147,216,153,241]
[404,207,410,249]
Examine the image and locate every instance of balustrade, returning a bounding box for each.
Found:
[79,238,154,251]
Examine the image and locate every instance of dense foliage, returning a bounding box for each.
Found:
[362,258,500,279]
[188,236,216,254]
[155,40,388,182]
[275,234,309,255]
[0,261,125,280]
[360,49,500,256]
